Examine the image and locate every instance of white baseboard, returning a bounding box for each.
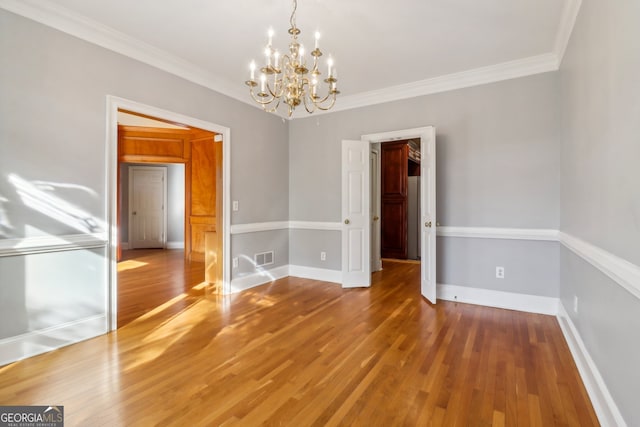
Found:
[0,315,107,367]
[289,265,342,284]
[556,304,627,427]
[228,264,342,293]
[436,284,559,315]
[166,241,184,249]
[120,242,184,250]
[229,265,290,294]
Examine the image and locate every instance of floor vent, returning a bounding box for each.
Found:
[255,251,274,267]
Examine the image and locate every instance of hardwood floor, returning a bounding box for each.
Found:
[0,256,598,426]
[117,249,204,327]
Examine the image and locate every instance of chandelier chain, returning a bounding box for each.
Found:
[290,0,297,34]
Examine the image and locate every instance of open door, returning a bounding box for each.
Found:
[421,127,437,303]
[341,140,370,287]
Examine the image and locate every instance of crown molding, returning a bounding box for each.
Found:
[1,0,580,120]
[293,53,559,118]
[553,0,582,65]
[0,0,252,108]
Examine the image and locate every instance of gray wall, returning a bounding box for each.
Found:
[559,0,640,424]
[119,163,185,246]
[289,72,561,297]
[0,9,288,344]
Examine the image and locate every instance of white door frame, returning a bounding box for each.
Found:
[105,95,231,331]
[128,165,167,249]
[360,127,436,302]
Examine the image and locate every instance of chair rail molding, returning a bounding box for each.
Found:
[0,233,108,257]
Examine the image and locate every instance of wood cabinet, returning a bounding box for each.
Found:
[380,140,420,259]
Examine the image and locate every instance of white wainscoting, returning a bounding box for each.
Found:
[436,226,559,241]
[557,304,627,427]
[229,222,640,305]
[229,265,290,293]
[0,233,109,366]
[0,233,107,257]
[230,221,341,234]
[559,232,640,301]
[230,221,290,235]
[289,265,342,284]
[437,284,559,315]
[0,315,107,367]
[229,265,341,293]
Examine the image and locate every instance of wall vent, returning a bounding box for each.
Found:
[255,251,274,267]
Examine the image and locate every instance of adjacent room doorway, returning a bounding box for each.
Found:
[341,126,437,303]
[106,96,231,331]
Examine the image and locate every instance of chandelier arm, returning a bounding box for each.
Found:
[303,92,316,114]
[314,94,337,111]
[312,91,333,104]
[263,97,281,113]
[249,87,277,106]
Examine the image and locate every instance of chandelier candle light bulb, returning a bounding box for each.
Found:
[244,0,339,116]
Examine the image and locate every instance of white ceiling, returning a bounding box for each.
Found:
[1,0,581,117]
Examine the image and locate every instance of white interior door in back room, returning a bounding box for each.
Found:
[129,166,167,249]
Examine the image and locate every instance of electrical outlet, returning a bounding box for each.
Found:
[320,251,326,261]
[232,257,239,268]
[496,266,505,279]
[232,200,239,211]
[573,296,579,314]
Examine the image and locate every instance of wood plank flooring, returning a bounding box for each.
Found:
[117,249,205,326]
[0,254,599,426]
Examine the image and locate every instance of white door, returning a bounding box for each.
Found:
[421,128,437,303]
[129,166,167,249]
[341,140,370,287]
[370,148,382,272]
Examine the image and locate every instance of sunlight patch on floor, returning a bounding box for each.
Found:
[124,300,210,372]
[117,259,148,272]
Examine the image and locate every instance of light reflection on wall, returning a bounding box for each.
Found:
[0,195,12,237]
[8,173,104,234]
[230,254,277,294]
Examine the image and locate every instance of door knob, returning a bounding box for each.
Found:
[425,221,432,228]
[133,211,137,215]
[373,216,379,221]
[344,219,350,225]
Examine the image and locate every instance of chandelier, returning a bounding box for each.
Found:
[245,0,339,116]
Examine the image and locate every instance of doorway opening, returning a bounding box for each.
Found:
[346,126,436,303]
[116,110,220,327]
[373,138,421,267]
[106,96,231,331]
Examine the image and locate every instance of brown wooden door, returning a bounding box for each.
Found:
[188,131,217,261]
[381,141,408,259]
